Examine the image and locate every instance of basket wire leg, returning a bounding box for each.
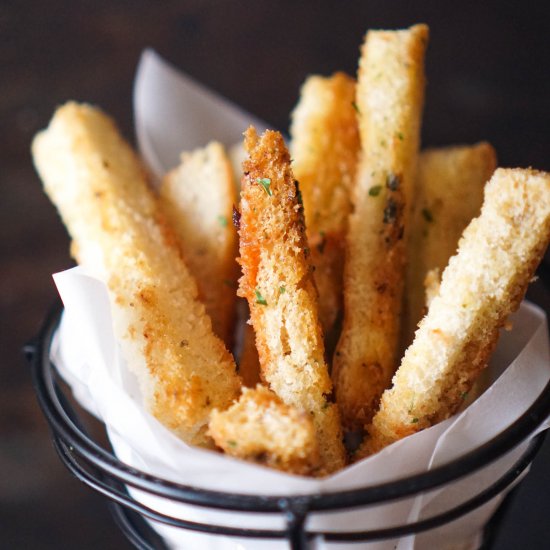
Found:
[280,498,310,550]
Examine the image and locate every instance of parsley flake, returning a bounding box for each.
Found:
[279,285,286,294]
[256,178,272,196]
[411,417,419,424]
[227,440,238,447]
[369,185,382,197]
[352,101,361,115]
[255,289,267,305]
[217,214,228,227]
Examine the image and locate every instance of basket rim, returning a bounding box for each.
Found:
[29,298,550,514]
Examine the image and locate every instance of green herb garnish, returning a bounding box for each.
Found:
[396,132,404,141]
[422,208,434,223]
[411,417,419,424]
[351,101,360,114]
[255,289,267,305]
[227,440,238,447]
[256,177,272,196]
[461,391,469,400]
[217,214,228,227]
[369,185,382,197]
[279,285,286,294]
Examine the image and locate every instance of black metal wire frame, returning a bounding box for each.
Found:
[26,300,550,550]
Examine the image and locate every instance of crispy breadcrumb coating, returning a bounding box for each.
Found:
[238,127,346,474]
[33,103,241,447]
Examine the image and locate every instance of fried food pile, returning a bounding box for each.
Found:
[33,24,550,476]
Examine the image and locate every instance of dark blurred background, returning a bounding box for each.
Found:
[1,1,549,548]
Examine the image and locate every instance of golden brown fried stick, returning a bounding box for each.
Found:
[238,127,346,474]
[401,143,497,351]
[209,385,320,475]
[159,142,239,347]
[363,167,550,455]
[290,72,360,338]
[333,24,429,430]
[32,103,241,447]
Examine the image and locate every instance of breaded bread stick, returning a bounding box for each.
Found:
[333,25,428,430]
[159,142,239,347]
[209,385,320,475]
[364,168,550,454]
[238,127,346,474]
[401,143,497,351]
[290,73,360,338]
[32,103,241,447]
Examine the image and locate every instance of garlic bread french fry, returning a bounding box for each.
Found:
[159,142,239,347]
[32,103,241,447]
[238,127,346,474]
[209,385,320,475]
[290,73,360,338]
[333,25,428,430]
[364,168,550,454]
[401,142,497,351]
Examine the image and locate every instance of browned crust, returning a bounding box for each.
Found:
[290,72,360,337]
[238,127,346,474]
[401,142,497,352]
[359,167,550,456]
[159,142,239,348]
[208,385,320,476]
[32,102,241,447]
[332,24,429,431]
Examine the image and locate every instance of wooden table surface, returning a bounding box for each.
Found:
[1,2,549,548]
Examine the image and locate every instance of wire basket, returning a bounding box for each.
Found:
[25,300,550,550]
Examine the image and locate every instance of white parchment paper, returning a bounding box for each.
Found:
[49,51,550,550]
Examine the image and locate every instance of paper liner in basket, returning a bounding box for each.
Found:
[49,51,550,550]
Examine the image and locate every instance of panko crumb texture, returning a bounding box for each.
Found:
[32,102,242,447]
[362,167,550,455]
[209,385,320,475]
[238,127,346,474]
